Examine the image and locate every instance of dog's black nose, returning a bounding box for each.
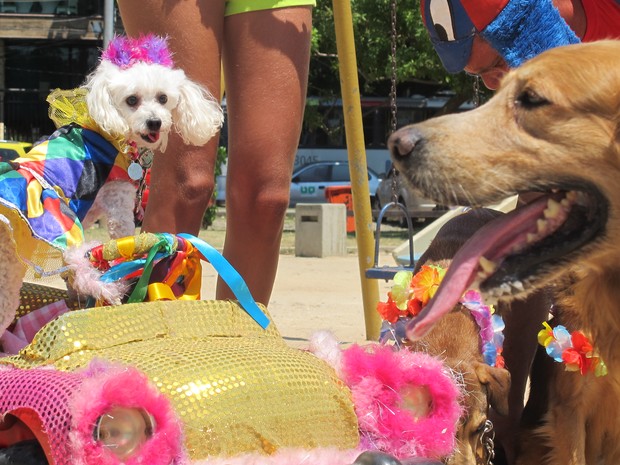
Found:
[388,127,422,158]
[146,118,162,132]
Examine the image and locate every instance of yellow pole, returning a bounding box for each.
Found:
[332,0,381,341]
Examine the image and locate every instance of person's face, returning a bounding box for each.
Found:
[464,35,510,90]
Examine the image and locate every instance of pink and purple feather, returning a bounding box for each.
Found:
[102,35,174,69]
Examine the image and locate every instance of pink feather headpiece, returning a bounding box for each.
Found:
[102,35,174,69]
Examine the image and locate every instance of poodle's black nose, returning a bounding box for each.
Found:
[146,118,162,132]
[388,126,423,158]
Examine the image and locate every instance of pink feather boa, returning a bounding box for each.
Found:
[68,360,188,465]
[341,343,462,459]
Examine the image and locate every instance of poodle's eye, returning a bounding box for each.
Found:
[158,94,168,105]
[516,89,549,109]
[126,95,139,107]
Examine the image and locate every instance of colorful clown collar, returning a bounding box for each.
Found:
[377,265,505,368]
[46,87,144,166]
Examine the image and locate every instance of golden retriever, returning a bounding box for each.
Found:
[406,208,511,465]
[387,40,620,465]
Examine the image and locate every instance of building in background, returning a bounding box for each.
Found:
[0,0,122,142]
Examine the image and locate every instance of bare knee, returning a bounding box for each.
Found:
[178,174,215,211]
[227,186,289,230]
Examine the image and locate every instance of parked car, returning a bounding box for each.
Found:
[0,140,32,162]
[375,164,448,225]
[289,161,381,207]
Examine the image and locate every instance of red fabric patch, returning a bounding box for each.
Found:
[581,0,620,41]
[42,197,75,232]
[460,0,510,31]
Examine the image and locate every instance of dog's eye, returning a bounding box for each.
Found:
[158,94,168,105]
[516,89,549,109]
[126,95,139,107]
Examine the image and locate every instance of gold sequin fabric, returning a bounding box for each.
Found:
[15,282,81,321]
[1,300,359,458]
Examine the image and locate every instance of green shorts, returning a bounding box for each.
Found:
[225,0,316,16]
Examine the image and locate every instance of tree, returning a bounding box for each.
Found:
[310,0,490,111]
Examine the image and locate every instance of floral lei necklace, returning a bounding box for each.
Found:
[538,322,607,377]
[377,265,505,368]
[375,265,606,376]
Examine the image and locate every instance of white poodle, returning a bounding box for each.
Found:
[0,35,223,343]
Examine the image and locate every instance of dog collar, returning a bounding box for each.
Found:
[47,88,150,181]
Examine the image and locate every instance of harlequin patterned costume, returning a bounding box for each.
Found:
[0,88,132,275]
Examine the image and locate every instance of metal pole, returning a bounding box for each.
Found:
[332,0,382,341]
[103,0,115,48]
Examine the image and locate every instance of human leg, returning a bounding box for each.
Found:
[117,0,225,234]
[217,6,312,304]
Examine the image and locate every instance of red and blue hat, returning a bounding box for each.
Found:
[421,0,509,73]
[421,0,580,73]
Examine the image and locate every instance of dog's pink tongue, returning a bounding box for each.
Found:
[148,132,160,142]
[405,195,551,340]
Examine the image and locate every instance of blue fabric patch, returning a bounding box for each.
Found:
[482,0,580,68]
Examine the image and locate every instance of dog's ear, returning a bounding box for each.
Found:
[83,62,129,138]
[474,362,511,416]
[173,73,224,147]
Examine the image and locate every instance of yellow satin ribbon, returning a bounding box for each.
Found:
[116,236,140,259]
[146,282,176,301]
[145,243,203,302]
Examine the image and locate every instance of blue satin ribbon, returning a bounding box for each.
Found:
[179,233,270,329]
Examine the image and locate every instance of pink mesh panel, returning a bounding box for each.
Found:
[0,367,83,465]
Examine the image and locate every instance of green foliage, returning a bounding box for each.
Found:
[310,0,491,111]
[202,146,228,229]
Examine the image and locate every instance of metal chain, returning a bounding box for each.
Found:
[389,0,399,204]
[389,0,398,134]
[479,419,495,465]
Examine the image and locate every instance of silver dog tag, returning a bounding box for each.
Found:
[128,162,144,180]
